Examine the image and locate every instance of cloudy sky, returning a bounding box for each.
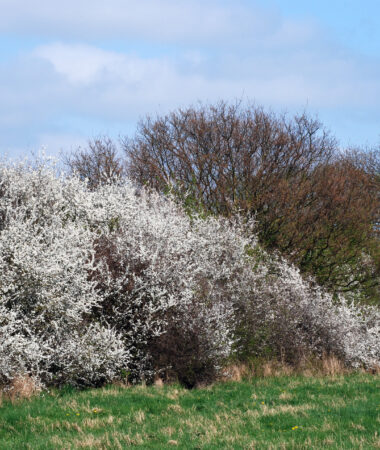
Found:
[0,0,379,157]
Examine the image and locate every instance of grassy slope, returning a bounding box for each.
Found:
[0,374,379,449]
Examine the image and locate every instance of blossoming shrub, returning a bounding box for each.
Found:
[86,183,245,385]
[0,159,378,389]
[0,161,127,388]
[234,255,380,368]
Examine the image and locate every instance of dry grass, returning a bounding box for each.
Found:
[321,355,347,375]
[262,361,294,377]
[221,363,249,381]
[167,403,183,413]
[74,433,110,449]
[278,391,293,400]
[7,375,40,403]
[261,403,313,416]
[220,354,351,383]
[154,376,164,387]
[134,410,145,424]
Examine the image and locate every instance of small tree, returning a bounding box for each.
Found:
[64,136,124,189]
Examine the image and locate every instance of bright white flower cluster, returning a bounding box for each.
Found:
[0,161,127,387]
[0,159,378,389]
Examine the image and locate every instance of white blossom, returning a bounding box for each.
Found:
[0,158,378,389]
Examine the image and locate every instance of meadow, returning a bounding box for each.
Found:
[1,372,379,449]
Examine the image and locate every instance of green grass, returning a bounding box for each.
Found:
[1,373,379,449]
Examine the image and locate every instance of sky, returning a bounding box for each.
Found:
[0,0,379,158]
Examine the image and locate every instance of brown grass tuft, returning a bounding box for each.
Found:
[167,404,183,413]
[321,355,346,376]
[8,375,40,403]
[261,403,313,416]
[262,361,294,377]
[154,376,164,387]
[134,410,145,424]
[221,364,249,382]
[279,391,293,400]
[74,433,111,448]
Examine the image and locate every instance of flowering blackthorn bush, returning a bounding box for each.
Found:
[0,158,378,389]
[0,160,127,387]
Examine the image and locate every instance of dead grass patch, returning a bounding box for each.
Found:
[245,409,260,419]
[322,436,336,446]
[82,418,104,430]
[162,426,175,437]
[64,399,80,411]
[167,404,183,413]
[324,397,347,408]
[349,435,368,447]
[279,391,293,400]
[350,422,365,430]
[182,415,239,438]
[373,433,380,448]
[122,433,144,446]
[261,403,313,416]
[74,432,112,449]
[91,387,121,397]
[166,389,185,400]
[134,410,145,424]
[321,419,335,431]
[263,361,294,377]
[50,435,64,447]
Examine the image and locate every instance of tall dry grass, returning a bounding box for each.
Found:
[221,354,355,381]
[2,375,41,403]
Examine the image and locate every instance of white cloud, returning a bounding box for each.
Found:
[34,44,139,85]
[0,0,276,45]
[0,0,379,156]
[30,42,380,111]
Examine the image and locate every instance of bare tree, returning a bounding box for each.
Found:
[123,102,334,212]
[64,137,125,189]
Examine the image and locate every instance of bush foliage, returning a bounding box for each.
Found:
[0,158,379,390]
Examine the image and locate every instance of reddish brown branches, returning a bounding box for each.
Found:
[123,102,379,301]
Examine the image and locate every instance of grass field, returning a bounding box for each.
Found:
[0,373,379,449]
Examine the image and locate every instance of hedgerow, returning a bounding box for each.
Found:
[0,159,378,389]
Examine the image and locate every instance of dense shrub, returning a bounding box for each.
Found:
[0,161,127,388]
[0,159,379,390]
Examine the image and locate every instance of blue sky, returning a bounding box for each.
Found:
[0,0,379,158]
